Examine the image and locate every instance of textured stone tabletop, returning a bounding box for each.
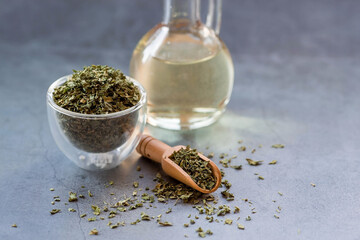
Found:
[0,0,359,239]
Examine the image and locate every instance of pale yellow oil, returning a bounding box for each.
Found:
[130,31,234,130]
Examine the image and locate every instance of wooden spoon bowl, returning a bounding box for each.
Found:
[136,135,221,193]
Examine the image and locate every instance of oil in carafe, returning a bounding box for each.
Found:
[129,0,234,130]
[130,34,233,129]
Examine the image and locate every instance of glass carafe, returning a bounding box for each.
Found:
[130,0,234,130]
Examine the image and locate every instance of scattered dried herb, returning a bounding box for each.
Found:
[233,206,240,213]
[220,155,237,168]
[50,209,61,215]
[196,227,204,232]
[92,205,101,215]
[219,153,228,159]
[169,146,216,190]
[67,192,78,202]
[68,208,76,212]
[131,219,141,225]
[246,158,263,166]
[269,160,277,165]
[89,228,98,235]
[44,136,287,236]
[207,152,214,158]
[198,232,206,238]
[108,211,117,218]
[217,205,231,216]
[141,212,151,221]
[219,158,231,168]
[221,179,232,189]
[11,224,17,228]
[272,144,284,149]
[206,216,214,222]
[159,221,173,226]
[110,224,118,229]
[152,173,203,204]
[221,190,234,201]
[195,206,204,214]
[237,223,245,230]
[225,219,233,225]
[238,146,246,152]
[230,165,242,170]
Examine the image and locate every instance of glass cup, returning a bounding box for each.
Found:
[47,75,147,171]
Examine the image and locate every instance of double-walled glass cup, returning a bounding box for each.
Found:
[47,75,147,171]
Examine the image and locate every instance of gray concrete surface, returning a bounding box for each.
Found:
[0,0,359,239]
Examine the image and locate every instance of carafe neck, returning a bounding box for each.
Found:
[163,0,200,26]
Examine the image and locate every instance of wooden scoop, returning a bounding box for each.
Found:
[136,134,221,193]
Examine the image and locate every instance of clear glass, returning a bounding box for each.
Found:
[130,0,233,130]
[47,75,147,171]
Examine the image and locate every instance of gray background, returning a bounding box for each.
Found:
[0,0,359,239]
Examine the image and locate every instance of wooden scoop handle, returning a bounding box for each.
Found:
[136,134,171,163]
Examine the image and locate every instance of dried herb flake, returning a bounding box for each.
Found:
[89,228,98,235]
[272,144,285,149]
[50,209,61,215]
[68,192,78,202]
[246,158,263,166]
[269,160,277,165]
[224,219,233,225]
[237,223,245,230]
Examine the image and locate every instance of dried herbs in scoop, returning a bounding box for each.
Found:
[169,146,216,190]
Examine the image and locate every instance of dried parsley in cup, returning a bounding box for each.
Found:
[52,65,141,153]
